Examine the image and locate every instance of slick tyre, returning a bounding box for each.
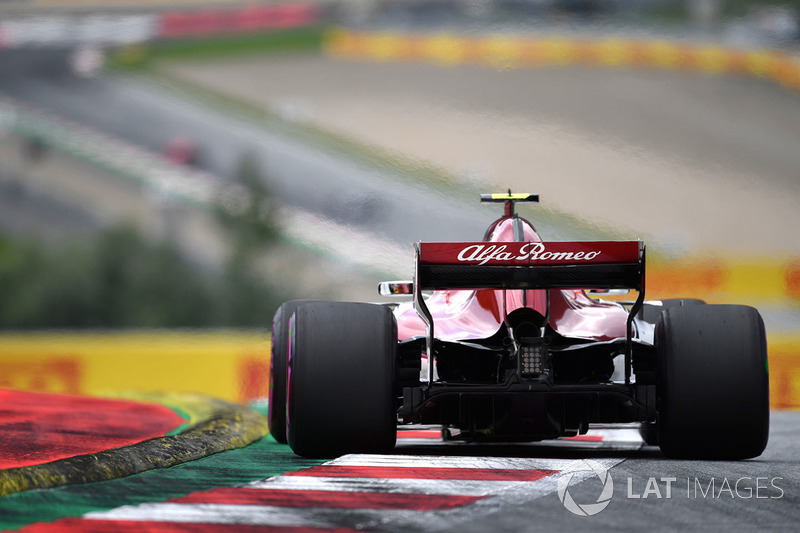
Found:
[656,304,769,459]
[269,300,322,444]
[640,298,705,324]
[287,301,397,458]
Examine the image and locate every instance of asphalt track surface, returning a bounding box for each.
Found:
[0,49,516,249]
[161,53,800,254]
[4,48,800,256]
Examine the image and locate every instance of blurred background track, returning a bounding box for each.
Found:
[162,48,800,254]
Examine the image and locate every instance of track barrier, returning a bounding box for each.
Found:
[0,332,269,405]
[0,329,797,409]
[323,29,800,92]
[647,255,800,307]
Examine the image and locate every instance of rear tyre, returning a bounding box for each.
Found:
[287,301,397,458]
[269,300,321,444]
[656,304,769,459]
[640,298,705,324]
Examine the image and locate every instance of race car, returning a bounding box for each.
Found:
[269,192,769,460]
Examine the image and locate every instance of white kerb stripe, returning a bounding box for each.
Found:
[326,454,579,470]
[84,503,465,531]
[246,475,527,496]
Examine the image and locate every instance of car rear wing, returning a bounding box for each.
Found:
[413,240,646,385]
[415,241,644,292]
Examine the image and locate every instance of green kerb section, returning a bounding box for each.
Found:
[0,405,319,531]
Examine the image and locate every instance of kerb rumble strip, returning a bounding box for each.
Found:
[19,454,625,532]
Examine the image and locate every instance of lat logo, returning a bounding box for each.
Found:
[457,243,602,266]
[557,459,615,516]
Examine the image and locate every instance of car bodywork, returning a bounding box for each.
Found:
[386,193,652,441]
[274,192,768,459]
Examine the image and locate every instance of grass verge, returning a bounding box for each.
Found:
[108,26,327,68]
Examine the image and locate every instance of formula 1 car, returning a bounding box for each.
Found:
[269,193,769,460]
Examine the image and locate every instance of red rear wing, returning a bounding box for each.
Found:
[415,241,645,291]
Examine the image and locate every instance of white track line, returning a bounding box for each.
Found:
[245,476,531,496]
[326,454,581,470]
